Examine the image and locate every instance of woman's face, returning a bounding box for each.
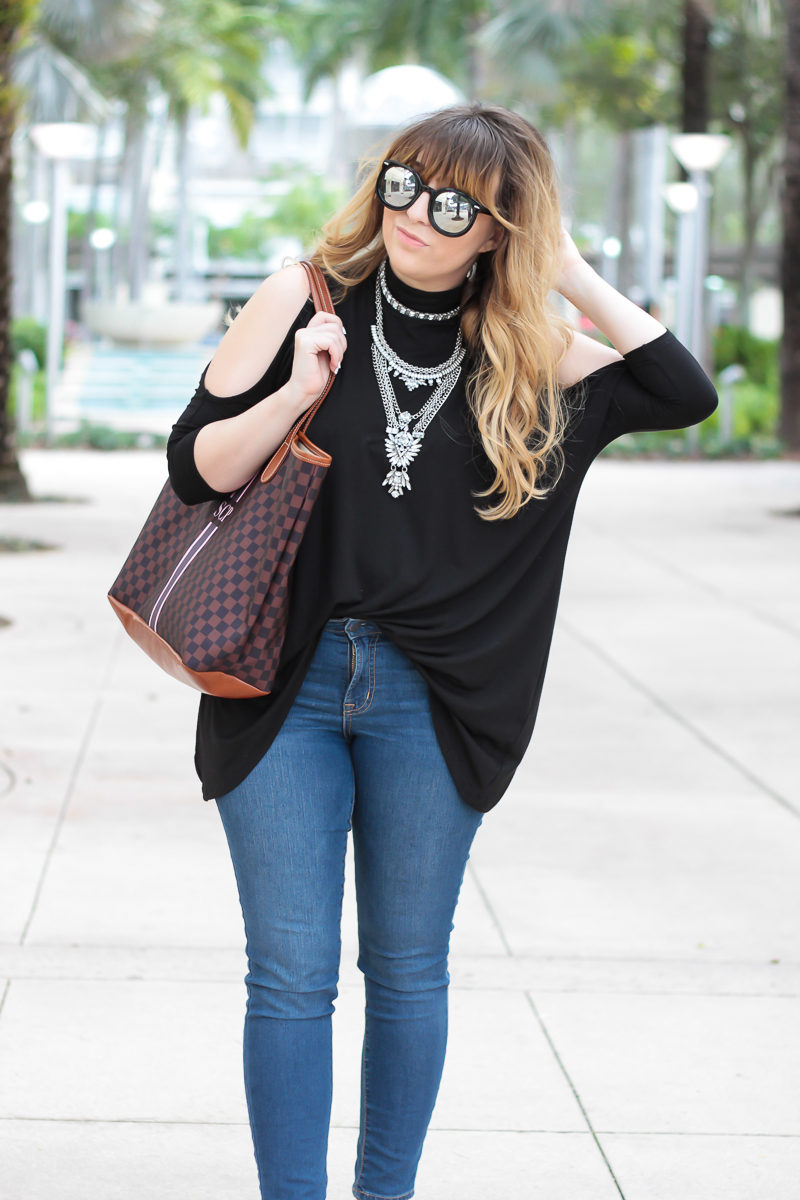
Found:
[381,160,504,293]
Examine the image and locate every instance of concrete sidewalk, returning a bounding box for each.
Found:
[1,449,798,1200]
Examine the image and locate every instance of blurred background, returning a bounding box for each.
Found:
[1,0,798,499]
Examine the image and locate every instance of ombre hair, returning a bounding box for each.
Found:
[310,104,577,522]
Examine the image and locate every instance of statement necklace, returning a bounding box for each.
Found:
[371,263,466,499]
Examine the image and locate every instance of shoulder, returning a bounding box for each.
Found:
[556,330,624,388]
[251,261,313,309]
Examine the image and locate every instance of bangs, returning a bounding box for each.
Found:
[385,115,512,222]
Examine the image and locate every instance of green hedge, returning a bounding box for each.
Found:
[713,325,779,389]
[11,317,47,368]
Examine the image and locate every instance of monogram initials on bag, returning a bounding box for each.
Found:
[211,500,236,525]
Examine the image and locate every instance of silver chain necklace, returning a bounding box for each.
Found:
[378,258,462,321]
[371,264,466,499]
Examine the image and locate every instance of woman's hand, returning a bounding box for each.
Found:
[551,224,668,355]
[553,225,590,299]
[284,311,348,414]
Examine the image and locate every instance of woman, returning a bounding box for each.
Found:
[167,104,718,1200]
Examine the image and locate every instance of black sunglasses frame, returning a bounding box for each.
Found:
[375,160,489,238]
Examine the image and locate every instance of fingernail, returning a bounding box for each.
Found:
[334,363,341,374]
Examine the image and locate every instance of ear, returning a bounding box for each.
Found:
[479,222,505,254]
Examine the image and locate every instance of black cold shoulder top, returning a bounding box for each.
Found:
[166,260,719,813]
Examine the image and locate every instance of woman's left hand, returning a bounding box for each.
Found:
[553,225,588,298]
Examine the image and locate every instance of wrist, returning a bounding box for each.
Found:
[273,379,306,421]
[556,257,601,308]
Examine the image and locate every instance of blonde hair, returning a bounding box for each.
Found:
[310,104,577,521]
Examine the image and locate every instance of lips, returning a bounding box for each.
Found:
[397,226,427,247]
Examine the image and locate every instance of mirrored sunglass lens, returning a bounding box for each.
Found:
[379,164,418,208]
[432,190,476,233]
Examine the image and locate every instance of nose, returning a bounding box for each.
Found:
[406,189,430,224]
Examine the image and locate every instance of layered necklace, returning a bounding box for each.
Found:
[371,259,465,498]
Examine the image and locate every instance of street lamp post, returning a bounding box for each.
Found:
[89,227,117,303]
[668,134,731,369]
[668,133,730,454]
[28,122,97,441]
[19,199,50,323]
[663,181,699,351]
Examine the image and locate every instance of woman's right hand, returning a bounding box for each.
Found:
[284,310,348,413]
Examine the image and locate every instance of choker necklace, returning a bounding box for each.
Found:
[379,259,461,322]
[371,264,466,499]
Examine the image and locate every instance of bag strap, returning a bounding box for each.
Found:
[293,259,336,436]
[260,259,337,483]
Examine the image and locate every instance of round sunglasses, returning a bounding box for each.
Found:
[375,160,489,238]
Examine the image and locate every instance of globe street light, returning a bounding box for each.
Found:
[601,235,622,290]
[89,226,117,302]
[28,122,97,440]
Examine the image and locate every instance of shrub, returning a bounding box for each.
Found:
[713,325,778,389]
[11,317,47,368]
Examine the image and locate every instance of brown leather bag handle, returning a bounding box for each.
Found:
[261,259,336,484]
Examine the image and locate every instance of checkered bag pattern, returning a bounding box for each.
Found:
[107,258,335,697]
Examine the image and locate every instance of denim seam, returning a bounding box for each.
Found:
[352,1188,414,1200]
[348,633,379,717]
[342,637,358,737]
[354,1020,369,1189]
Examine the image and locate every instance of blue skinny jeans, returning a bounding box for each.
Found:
[216,617,484,1200]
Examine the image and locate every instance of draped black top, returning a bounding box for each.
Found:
[167,260,718,813]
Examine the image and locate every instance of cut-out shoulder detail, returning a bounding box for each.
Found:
[203,263,313,398]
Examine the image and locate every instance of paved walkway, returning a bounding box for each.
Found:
[1,450,798,1200]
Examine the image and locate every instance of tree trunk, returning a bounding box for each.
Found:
[0,5,31,500]
[174,106,191,301]
[738,129,758,330]
[80,122,109,308]
[127,117,147,302]
[683,0,713,132]
[617,129,635,297]
[780,0,800,451]
[466,14,489,102]
[111,105,137,301]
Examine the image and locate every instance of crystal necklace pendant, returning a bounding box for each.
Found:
[371,270,465,499]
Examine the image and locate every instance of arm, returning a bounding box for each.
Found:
[554,227,667,355]
[553,229,718,451]
[167,264,347,502]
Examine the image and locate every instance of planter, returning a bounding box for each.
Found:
[83,300,224,348]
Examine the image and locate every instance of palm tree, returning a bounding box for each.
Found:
[82,0,273,301]
[287,0,493,120]
[142,0,272,300]
[0,0,38,501]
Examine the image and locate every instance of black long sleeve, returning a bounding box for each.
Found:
[592,328,719,455]
[166,297,315,505]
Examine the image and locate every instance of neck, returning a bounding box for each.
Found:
[383,257,463,315]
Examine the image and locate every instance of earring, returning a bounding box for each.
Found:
[466,261,477,282]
